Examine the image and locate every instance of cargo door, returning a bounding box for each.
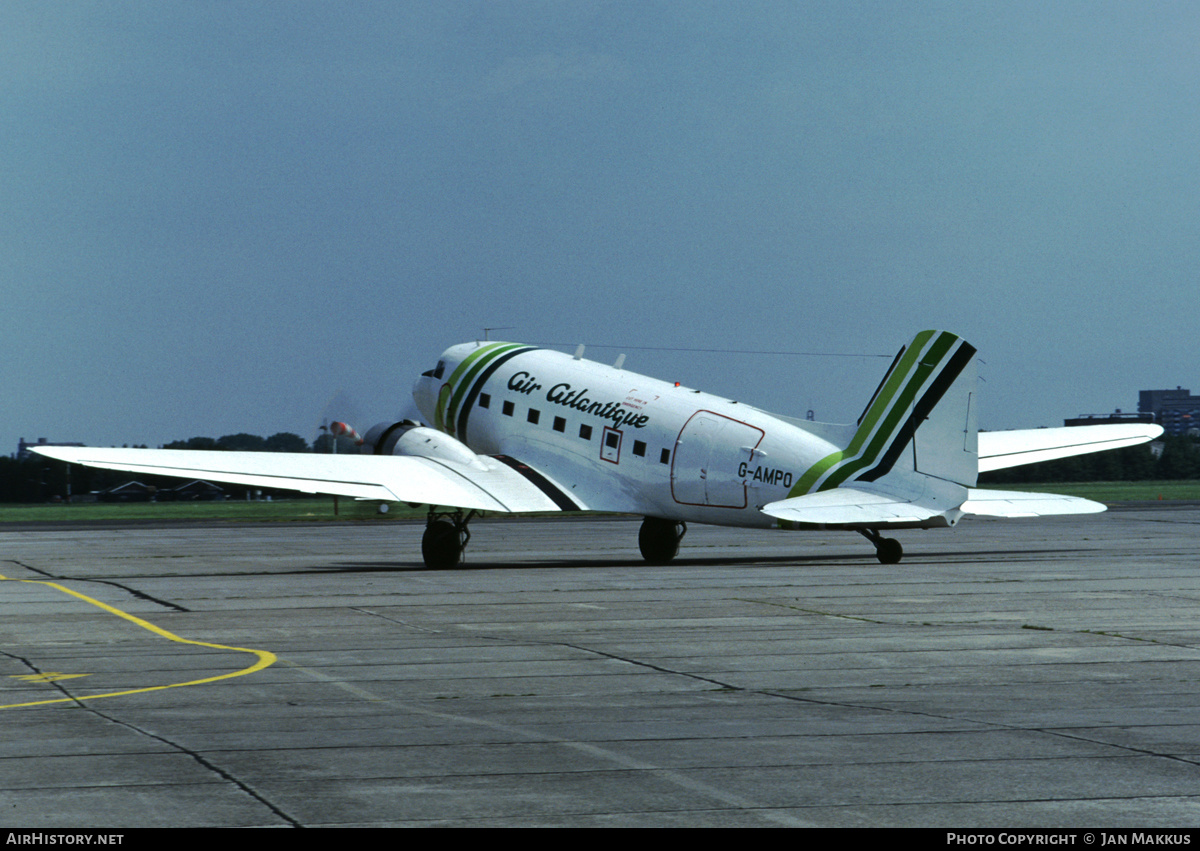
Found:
[671,411,763,508]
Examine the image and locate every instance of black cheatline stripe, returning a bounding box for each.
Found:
[492,455,582,511]
[858,340,977,482]
[856,344,907,426]
[454,347,536,443]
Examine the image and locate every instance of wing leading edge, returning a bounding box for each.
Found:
[978,423,1163,472]
[28,446,584,514]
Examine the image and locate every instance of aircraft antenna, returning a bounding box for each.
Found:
[531,341,892,359]
[483,326,515,341]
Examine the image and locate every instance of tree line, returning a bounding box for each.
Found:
[163,432,310,453]
[1,432,329,503]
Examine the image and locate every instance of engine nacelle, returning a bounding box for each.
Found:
[360,421,487,470]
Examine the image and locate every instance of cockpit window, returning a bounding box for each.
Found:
[433,360,446,379]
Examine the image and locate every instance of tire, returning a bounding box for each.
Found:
[422,518,462,569]
[639,517,682,565]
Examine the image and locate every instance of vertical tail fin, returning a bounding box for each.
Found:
[788,330,978,495]
[907,334,977,486]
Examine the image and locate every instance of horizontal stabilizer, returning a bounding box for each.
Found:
[761,476,967,529]
[960,488,1106,518]
[978,424,1162,472]
[29,446,583,513]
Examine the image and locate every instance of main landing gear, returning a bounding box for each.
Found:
[422,508,475,569]
[859,528,903,564]
[639,517,687,565]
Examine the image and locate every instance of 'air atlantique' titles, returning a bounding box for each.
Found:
[507,372,650,430]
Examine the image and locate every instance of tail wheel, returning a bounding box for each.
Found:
[860,528,903,564]
[876,537,903,565]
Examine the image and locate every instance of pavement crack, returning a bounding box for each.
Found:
[354,607,742,689]
[88,579,190,612]
[2,650,295,822]
[1034,727,1200,770]
[1,651,59,686]
[557,641,744,691]
[355,607,745,690]
[741,597,891,624]
[82,703,303,827]
[350,607,442,633]
[6,560,188,612]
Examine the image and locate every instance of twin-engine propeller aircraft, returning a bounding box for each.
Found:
[34,330,1160,568]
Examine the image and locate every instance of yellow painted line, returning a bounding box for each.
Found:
[0,573,277,710]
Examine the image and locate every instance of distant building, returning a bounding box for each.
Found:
[1139,387,1200,437]
[97,481,157,502]
[1064,410,1154,428]
[163,480,226,501]
[95,480,226,502]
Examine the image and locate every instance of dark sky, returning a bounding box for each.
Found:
[6,1,1197,452]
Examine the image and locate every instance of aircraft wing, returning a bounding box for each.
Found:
[978,424,1162,473]
[29,446,584,513]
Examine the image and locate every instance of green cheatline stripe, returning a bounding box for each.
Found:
[786,450,843,498]
[844,330,935,457]
[454,345,537,443]
[787,331,933,496]
[434,342,508,433]
[445,343,526,435]
[434,385,454,433]
[819,331,958,490]
[787,330,961,497]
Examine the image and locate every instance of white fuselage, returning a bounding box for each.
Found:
[413,342,843,528]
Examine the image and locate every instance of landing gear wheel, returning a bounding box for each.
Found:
[859,528,903,565]
[639,517,687,565]
[422,509,474,569]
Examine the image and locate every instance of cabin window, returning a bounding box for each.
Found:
[553,416,566,433]
[660,448,670,464]
[633,440,646,457]
[579,424,592,440]
[502,400,514,416]
[605,431,619,449]
[479,393,490,409]
[527,409,540,424]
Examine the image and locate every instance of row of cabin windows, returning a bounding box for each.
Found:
[477,391,670,464]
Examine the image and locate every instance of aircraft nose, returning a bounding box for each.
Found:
[412,373,437,424]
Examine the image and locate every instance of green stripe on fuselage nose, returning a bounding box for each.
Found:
[453,346,536,443]
[435,342,508,433]
[444,343,527,436]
